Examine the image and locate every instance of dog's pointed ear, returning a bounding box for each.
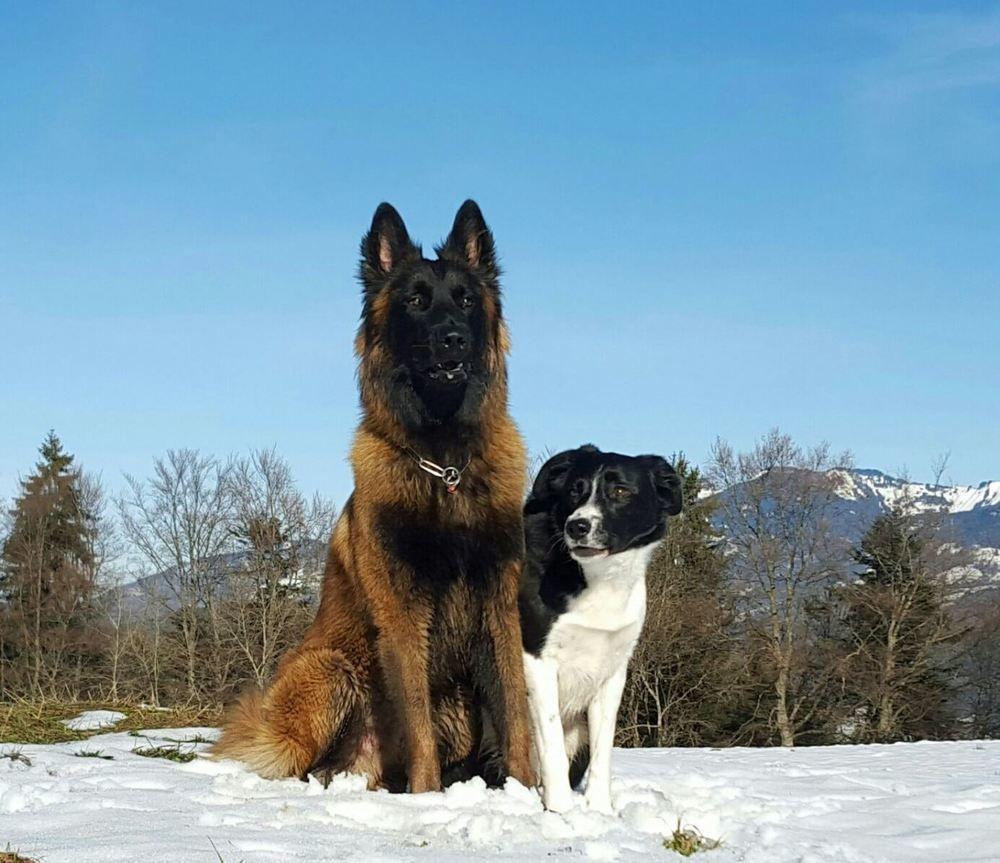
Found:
[647,456,683,516]
[524,450,576,515]
[440,199,498,277]
[361,203,419,278]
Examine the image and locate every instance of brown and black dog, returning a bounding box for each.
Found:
[211,201,533,793]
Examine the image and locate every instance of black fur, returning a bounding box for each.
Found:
[519,445,682,658]
[359,200,503,439]
[375,505,523,593]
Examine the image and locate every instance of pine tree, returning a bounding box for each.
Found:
[618,455,737,747]
[1,431,98,696]
[838,508,959,741]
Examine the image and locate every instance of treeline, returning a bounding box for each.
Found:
[0,432,335,706]
[2,430,999,745]
[620,431,1000,746]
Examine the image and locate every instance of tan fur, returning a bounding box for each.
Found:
[211,644,367,778]
[211,212,532,792]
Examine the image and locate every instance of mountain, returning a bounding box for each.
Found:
[110,470,999,613]
[832,469,1000,548]
[711,467,1000,596]
[832,469,1000,596]
[108,539,328,614]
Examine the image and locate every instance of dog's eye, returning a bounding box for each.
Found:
[458,294,473,309]
[611,486,632,500]
[407,294,427,309]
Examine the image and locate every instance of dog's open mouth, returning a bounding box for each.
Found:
[569,546,610,559]
[424,361,468,384]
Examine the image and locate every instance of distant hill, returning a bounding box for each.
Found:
[110,539,328,614]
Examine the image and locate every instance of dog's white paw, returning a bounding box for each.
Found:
[543,787,577,813]
[584,789,614,815]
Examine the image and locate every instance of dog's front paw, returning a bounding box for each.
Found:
[408,760,442,794]
[584,788,614,815]
[543,787,577,814]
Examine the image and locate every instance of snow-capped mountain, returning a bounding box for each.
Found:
[830,469,1000,595]
[712,468,1000,595]
[831,469,1000,548]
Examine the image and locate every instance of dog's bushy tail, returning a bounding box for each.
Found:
[209,647,365,780]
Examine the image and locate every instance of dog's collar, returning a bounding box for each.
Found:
[403,447,472,494]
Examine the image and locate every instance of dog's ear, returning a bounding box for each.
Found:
[646,456,683,516]
[524,450,577,515]
[361,203,419,278]
[440,199,498,278]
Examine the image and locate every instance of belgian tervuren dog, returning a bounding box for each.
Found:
[211,201,533,793]
[518,446,682,812]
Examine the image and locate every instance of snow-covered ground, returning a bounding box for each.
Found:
[59,709,127,732]
[2,724,999,863]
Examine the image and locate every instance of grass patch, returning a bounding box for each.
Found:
[1,847,39,863]
[663,820,722,856]
[0,700,223,744]
[162,732,214,744]
[74,748,114,760]
[132,744,198,763]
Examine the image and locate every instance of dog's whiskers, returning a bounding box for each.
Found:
[546,532,568,555]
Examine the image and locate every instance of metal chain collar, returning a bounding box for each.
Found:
[404,447,472,494]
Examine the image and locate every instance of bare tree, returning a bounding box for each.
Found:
[221,448,335,688]
[126,579,169,706]
[930,451,952,487]
[116,450,234,701]
[709,429,852,746]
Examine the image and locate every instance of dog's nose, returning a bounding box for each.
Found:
[566,518,591,541]
[440,331,467,352]
[433,327,469,359]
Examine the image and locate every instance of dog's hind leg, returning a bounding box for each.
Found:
[210,646,367,781]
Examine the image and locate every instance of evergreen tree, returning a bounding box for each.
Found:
[1,431,98,696]
[618,455,737,747]
[837,508,958,741]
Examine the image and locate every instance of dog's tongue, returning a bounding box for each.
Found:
[572,547,607,558]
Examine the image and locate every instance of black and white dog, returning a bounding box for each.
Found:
[519,445,683,812]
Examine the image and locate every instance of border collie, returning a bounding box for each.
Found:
[519,445,682,812]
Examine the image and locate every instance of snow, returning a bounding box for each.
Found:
[2,730,999,863]
[59,710,127,731]
[832,470,1000,516]
[947,481,1000,514]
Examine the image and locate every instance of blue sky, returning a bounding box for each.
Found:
[2,1,998,504]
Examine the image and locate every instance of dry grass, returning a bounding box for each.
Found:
[132,743,199,763]
[0,700,223,745]
[663,820,722,856]
[73,748,114,760]
[1,849,39,863]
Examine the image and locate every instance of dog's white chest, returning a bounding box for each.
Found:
[540,564,646,717]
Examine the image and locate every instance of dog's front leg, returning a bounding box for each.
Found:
[522,653,574,812]
[480,562,534,789]
[584,665,627,814]
[373,598,440,793]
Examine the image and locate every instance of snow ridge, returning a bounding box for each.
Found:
[832,469,1000,515]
